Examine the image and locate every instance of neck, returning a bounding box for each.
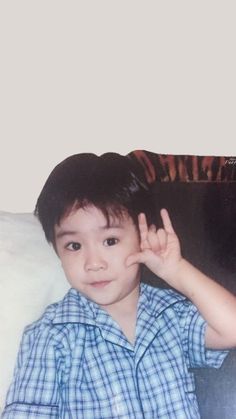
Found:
[101,284,140,316]
[100,284,140,345]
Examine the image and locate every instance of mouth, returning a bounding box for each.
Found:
[90,280,112,288]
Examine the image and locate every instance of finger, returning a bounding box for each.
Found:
[149,224,157,233]
[138,213,151,250]
[156,228,167,251]
[148,230,161,253]
[126,251,145,267]
[160,208,175,234]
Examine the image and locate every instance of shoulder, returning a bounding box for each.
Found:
[22,289,77,343]
[25,298,63,331]
[21,288,94,350]
[140,283,203,326]
[141,283,189,315]
[13,289,89,381]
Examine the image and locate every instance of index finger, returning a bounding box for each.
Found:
[160,208,175,234]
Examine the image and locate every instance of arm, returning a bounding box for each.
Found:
[2,322,61,418]
[126,209,236,349]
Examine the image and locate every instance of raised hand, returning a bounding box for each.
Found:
[127,210,236,350]
[126,209,183,286]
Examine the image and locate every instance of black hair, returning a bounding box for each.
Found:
[34,152,157,246]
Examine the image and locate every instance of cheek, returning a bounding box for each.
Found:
[63,265,84,289]
[61,257,81,278]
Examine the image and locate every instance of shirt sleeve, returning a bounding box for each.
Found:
[2,318,64,419]
[175,299,229,369]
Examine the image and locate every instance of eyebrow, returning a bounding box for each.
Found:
[55,230,79,239]
[55,223,124,239]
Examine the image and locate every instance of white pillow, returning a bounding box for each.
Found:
[0,211,70,413]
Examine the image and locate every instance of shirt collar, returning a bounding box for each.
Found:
[52,283,186,325]
[52,288,100,325]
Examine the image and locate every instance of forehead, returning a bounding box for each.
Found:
[54,205,134,238]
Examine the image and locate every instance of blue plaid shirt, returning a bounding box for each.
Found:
[3,283,228,419]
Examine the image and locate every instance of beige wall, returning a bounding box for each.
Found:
[0,1,235,212]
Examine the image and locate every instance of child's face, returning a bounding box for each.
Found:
[54,205,141,311]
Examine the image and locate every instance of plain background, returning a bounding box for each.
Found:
[0,1,235,213]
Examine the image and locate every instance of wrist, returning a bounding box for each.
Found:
[170,258,202,298]
[163,258,193,295]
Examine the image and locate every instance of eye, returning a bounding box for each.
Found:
[104,238,119,247]
[66,242,81,251]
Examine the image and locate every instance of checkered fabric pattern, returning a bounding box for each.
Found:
[2,284,228,419]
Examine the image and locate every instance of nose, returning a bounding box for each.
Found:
[84,247,107,272]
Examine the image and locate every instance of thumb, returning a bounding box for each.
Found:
[126,251,146,267]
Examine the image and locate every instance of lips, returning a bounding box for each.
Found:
[90,280,112,288]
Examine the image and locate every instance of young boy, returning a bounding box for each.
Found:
[2,152,236,419]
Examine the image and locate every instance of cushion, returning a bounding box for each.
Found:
[0,211,69,412]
